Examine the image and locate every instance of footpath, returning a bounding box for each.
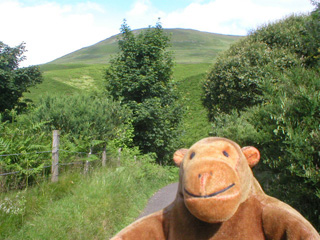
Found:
[138,182,178,219]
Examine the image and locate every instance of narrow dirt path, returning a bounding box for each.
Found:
[137,182,178,219]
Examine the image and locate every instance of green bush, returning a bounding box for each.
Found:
[202,11,320,120]
[203,10,320,230]
[26,93,133,149]
[303,1,320,67]
[248,15,306,54]
[203,39,299,120]
[250,8,320,67]
[209,67,320,230]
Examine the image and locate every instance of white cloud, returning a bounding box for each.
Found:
[127,0,150,16]
[74,2,106,14]
[125,0,165,27]
[0,0,116,67]
[161,0,314,35]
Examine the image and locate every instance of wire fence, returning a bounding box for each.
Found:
[0,151,52,157]
[0,130,113,191]
[0,150,89,177]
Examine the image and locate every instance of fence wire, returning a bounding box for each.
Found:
[0,149,92,177]
[0,151,52,157]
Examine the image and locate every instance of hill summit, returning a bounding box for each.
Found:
[50,29,241,65]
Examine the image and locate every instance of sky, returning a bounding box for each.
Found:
[0,0,315,67]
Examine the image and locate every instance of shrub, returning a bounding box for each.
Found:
[209,67,320,229]
[26,93,133,150]
[203,38,299,119]
[203,10,320,229]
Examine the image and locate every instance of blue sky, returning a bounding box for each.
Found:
[0,0,315,66]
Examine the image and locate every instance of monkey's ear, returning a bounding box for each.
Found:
[173,148,188,167]
[242,146,260,168]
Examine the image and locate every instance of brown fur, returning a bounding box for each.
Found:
[111,137,319,240]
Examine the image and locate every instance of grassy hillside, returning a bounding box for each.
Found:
[50,29,240,65]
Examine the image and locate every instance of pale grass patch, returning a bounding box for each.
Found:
[53,75,97,90]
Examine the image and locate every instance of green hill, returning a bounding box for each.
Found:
[50,28,241,65]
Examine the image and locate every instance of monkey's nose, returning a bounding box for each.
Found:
[199,172,212,195]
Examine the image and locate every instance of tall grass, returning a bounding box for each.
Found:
[0,147,178,239]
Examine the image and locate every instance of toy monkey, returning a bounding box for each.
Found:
[111,137,320,239]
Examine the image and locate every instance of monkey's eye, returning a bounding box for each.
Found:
[223,151,229,157]
[190,152,195,159]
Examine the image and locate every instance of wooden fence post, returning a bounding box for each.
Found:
[51,130,60,182]
[118,148,122,166]
[84,147,92,174]
[102,146,107,167]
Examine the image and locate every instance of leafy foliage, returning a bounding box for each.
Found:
[0,42,42,116]
[105,20,183,163]
[202,15,305,119]
[202,10,320,119]
[210,67,320,229]
[250,10,320,68]
[203,10,320,229]
[25,93,134,150]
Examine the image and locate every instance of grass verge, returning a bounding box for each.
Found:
[0,148,178,239]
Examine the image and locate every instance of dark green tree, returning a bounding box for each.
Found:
[0,42,42,116]
[105,20,183,163]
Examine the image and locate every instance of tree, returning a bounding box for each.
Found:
[105,20,183,163]
[0,42,42,117]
